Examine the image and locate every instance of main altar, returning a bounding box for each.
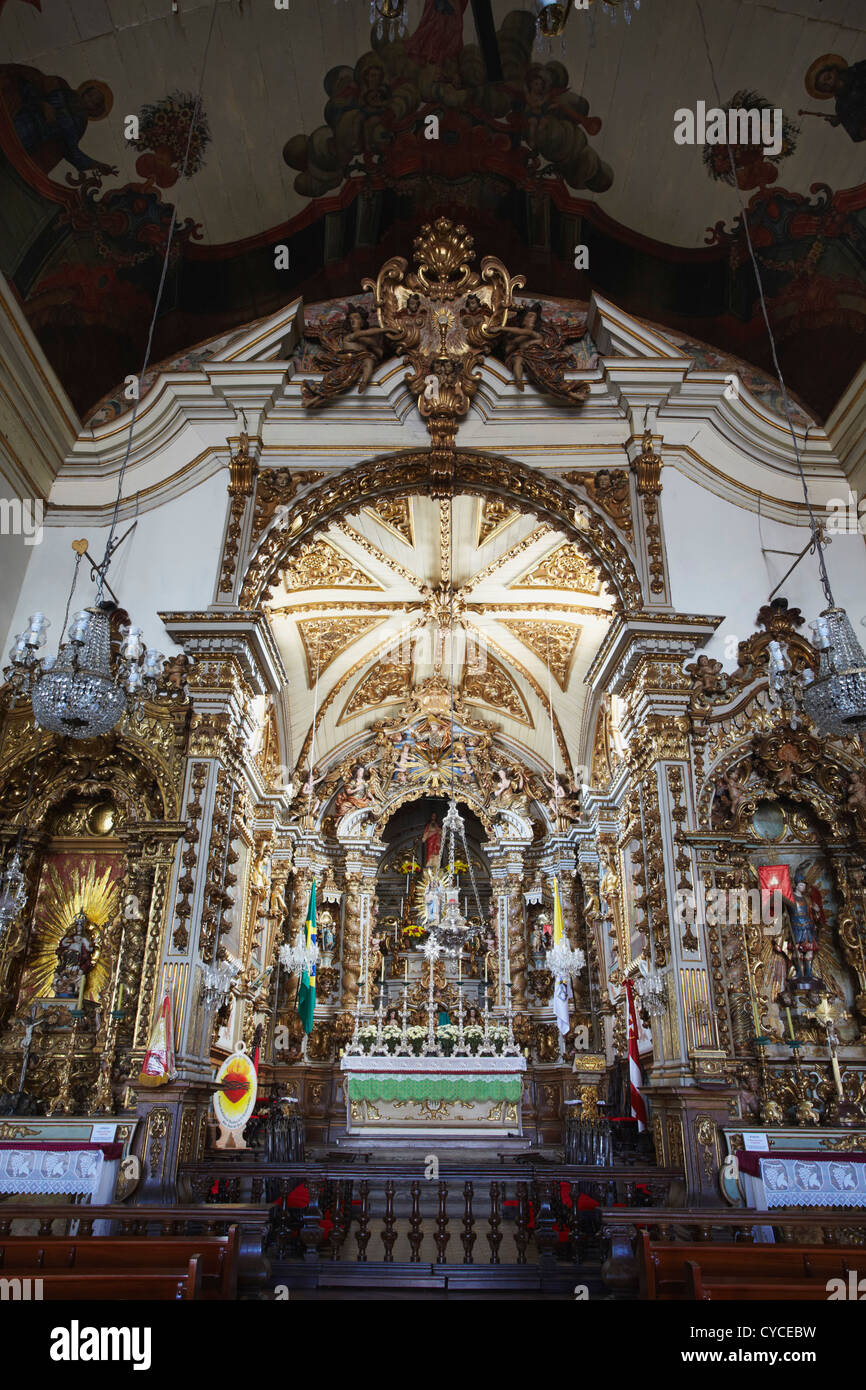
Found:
[341,1055,526,1137]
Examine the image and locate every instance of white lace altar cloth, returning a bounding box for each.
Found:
[757,1155,866,1209]
[0,1145,105,1196]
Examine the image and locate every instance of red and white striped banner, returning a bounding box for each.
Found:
[625,979,647,1132]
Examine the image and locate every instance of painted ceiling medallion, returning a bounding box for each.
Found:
[498,618,582,690]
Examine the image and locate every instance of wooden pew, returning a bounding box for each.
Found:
[0,1226,238,1300]
[639,1230,858,1300]
[24,1256,202,1301]
[683,1260,838,1302]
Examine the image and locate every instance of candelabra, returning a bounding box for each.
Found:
[455,959,467,1056]
[424,937,440,1055]
[400,980,409,1054]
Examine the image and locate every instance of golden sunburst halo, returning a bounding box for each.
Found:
[20,855,122,1005]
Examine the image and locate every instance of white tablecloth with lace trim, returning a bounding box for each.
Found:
[0,1143,117,1202]
[746,1154,866,1209]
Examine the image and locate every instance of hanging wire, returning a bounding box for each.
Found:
[98,0,221,597]
[306,640,322,815]
[446,491,485,925]
[695,0,834,609]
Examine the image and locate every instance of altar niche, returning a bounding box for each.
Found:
[374,796,492,1006]
[342,797,529,1139]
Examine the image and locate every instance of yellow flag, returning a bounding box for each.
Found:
[553,878,565,944]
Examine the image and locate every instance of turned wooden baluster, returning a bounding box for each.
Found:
[568,1181,581,1260]
[487,1181,503,1265]
[382,1179,398,1262]
[300,1178,325,1261]
[461,1181,475,1264]
[408,1180,423,1262]
[251,1176,264,1204]
[434,1181,450,1264]
[355,1180,371,1262]
[328,1181,347,1262]
[514,1182,529,1265]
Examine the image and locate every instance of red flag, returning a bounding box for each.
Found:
[137,984,177,1087]
[625,979,647,1132]
[759,864,792,917]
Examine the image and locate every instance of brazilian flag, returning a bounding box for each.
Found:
[297,880,317,1035]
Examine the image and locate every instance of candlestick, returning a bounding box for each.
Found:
[484,955,488,982]
[400,896,404,914]
[785,1006,795,1043]
[77,974,86,1010]
[381,956,385,982]
[117,982,124,1010]
[458,952,462,981]
[405,957,408,983]
[830,1049,844,1100]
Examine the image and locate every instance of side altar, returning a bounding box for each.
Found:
[341,1054,526,1137]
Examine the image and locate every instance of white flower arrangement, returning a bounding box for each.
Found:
[382,1024,402,1038]
[407,1026,427,1039]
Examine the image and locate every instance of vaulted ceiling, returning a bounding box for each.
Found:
[264,493,614,775]
[1,0,864,422]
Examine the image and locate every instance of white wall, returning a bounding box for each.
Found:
[3,469,228,657]
[662,468,866,666]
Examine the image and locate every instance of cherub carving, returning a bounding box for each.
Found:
[686,653,727,698]
[845,769,866,821]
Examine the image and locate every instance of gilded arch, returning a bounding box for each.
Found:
[239,448,642,612]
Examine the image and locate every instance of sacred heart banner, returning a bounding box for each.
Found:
[213,1045,257,1130]
[18,851,124,1007]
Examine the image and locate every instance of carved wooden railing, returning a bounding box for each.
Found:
[600,1208,866,1297]
[177,1160,682,1287]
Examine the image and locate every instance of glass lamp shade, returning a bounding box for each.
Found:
[31,608,127,738]
[801,607,866,736]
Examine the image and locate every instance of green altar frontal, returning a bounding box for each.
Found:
[340,1056,527,1136]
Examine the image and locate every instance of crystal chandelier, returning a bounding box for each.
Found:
[280,929,319,977]
[634,958,667,1017]
[200,958,240,1013]
[768,606,866,737]
[371,0,408,40]
[536,0,640,49]
[0,850,27,937]
[548,933,585,979]
[6,595,164,740]
[801,609,866,735]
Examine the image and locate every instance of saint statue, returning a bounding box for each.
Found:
[424,877,443,926]
[421,811,442,867]
[52,908,99,999]
[782,871,824,983]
